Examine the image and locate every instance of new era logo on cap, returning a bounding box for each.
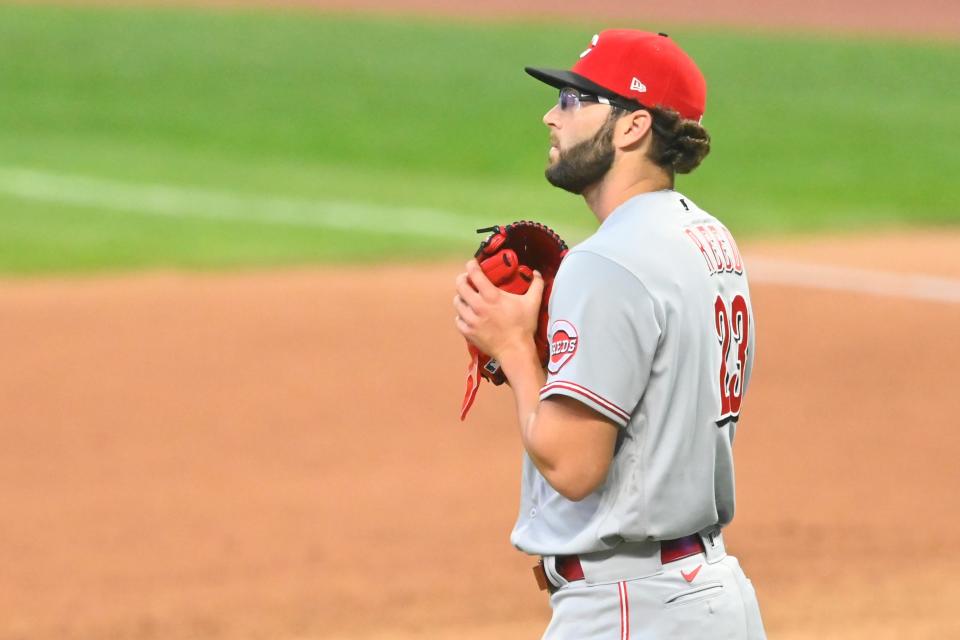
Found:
[525,30,707,122]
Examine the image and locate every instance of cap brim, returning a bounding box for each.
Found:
[524,67,627,103]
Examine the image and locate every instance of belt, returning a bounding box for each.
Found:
[533,534,706,594]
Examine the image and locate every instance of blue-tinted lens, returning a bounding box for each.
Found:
[558,88,580,111]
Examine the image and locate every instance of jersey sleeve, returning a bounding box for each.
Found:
[539,250,662,427]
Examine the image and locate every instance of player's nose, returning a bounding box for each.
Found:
[543,104,561,127]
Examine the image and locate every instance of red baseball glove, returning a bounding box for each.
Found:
[460,221,568,420]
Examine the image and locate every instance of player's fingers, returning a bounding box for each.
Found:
[455,271,480,290]
[454,314,473,336]
[466,259,499,302]
[456,273,483,307]
[453,294,479,323]
[526,270,545,300]
[454,271,477,290]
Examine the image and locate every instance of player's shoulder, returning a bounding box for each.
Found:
[575,190,710,262]
[570,190,745,288]
[555,245,640,290]
[602,189,730,237]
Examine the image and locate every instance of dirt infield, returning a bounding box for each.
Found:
[2,230,960,640]
[268,0,960,39]
[32,0,960,38]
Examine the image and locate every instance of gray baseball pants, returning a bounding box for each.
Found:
[540,532,766,639]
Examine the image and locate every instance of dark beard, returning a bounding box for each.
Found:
[544,113,617,195]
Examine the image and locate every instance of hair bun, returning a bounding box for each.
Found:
[649,108,711,174]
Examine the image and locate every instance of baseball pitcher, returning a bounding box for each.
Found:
[454,30,766,639]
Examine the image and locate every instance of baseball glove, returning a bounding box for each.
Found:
[460,221,568,421]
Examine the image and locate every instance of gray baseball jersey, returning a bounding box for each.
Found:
[511,189,755,556]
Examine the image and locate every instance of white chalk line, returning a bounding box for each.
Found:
[746,257,960,304]
[0,166,474,240]
[1,166,957,304]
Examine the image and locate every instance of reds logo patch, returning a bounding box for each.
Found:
[547,320,579,374]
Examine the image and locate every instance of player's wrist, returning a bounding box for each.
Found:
[498,339,546,403]
[496,338,539,372]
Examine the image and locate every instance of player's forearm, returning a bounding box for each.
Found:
[500,348,602,501]
[497,342,555,473]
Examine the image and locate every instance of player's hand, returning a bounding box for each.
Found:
[454,259,543,361]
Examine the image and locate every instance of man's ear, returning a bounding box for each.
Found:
[616,110,654,150]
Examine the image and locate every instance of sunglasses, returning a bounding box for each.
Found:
[558,87,642,113]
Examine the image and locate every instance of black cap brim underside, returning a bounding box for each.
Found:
[524,67,629,103]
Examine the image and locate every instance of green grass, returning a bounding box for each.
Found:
[0,4,957,274]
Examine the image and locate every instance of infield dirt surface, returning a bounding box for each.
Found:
[38,0,960,38]
[3,230,960,640]
[4,1,960,639]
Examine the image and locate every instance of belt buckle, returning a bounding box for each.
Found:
[533,558,557,595]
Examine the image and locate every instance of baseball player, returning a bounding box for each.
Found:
[454,30,765,638]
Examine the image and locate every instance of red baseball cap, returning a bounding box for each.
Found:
[525,30,707,122]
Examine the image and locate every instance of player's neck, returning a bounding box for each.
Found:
[582,170,674,223]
